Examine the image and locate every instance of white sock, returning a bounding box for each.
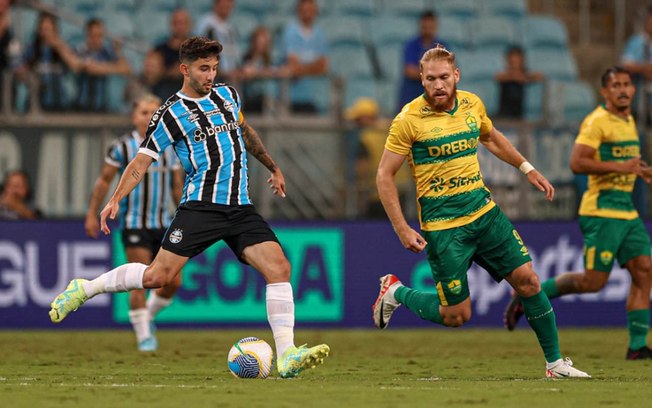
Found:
[266,282,295,357]
[82,263,146,298]
[128,308,151,343]
[147,291,173,319]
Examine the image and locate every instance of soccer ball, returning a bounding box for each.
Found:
[227,337,274,379]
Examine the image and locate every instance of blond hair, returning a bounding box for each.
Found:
[419,45,456,71]
[132,93,162,110]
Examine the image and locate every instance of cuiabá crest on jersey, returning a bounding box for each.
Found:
[465,112,478,132]
[600,250,613,265]
[448,280,462,295]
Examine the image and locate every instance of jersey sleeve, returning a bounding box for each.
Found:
[385,111,415,156]
[477,97,493,135]
[139,109,178,160]
[575,116,602,149]
[105,139,123,168]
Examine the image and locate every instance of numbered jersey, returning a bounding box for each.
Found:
[386,90,495,231]
[575,105,639,220]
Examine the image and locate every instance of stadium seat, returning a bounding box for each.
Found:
[436,0,479,21]
[375,80,399,116]
[264,14,290,39]
[438,16,469,51]
[103,11,136,40]
[522,15,568,49]
[526,48,578,81]
[97,1,136,17]
[330,0,377,18]
[524,81,544,121]
[470,16,516,52]
[330,45,374,79]
[66,0,98,15]
[321,16,366,48]
[231,12,260,45]
[455,50,504,82]
[183,0,213,19]
[380,0,429,18]
[138,0,179,13]
[123,47,144,74]
[11,7,38,46]
[462,80,499,115]
[310,76,332,113]
[549,80,596,123]
[59,19,85,48]
[345,77,377,110]
[370,16,417,48]
[106,75,128,113]
[135,10,170,44]
[234,0,274,16]
[482,0,526,20]
[376,43,403,80]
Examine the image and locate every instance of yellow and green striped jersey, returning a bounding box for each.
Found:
[575,105,639,220]
[386,90,495,231]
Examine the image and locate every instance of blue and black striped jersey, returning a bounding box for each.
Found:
[106,130,180,229]
[139,84,250,206]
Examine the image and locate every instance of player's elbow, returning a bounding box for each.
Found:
[569,160,583,174]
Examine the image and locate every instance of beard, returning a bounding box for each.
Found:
[191,78,212,95]
[428,84,457,112]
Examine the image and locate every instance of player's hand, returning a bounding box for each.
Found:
[99,200,120,235]
[639,163,652,185]
[267,168,286,198]
[621,156,645,176]
[85,214,100,239]
[397,226,427,253]
[526,169,555,201]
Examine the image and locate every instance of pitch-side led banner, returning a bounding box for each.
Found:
[0,220,644,328]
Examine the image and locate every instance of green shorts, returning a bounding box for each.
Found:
[579,216,651,272]
[422,205,532,306]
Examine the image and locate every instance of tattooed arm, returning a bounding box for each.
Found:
[99,153,154,234]
[241,120,286,197]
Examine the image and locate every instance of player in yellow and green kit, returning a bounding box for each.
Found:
[371,46,590,378]
[504,66,652,360]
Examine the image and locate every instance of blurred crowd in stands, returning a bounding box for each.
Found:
[0,0,581,119]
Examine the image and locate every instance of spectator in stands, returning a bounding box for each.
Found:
[195,0,241,81]
[126,50,172,103]
[495,46,544,119]
[17,12,83,111]
[0,0,13,110]
[241,26,287,113]
[280,0,329,113]
[152,8,191,95]
[397,10,448,111]
[0,170,43,220]
[75,18,131,112]
[345,98,410,218]
[621,5,652,123]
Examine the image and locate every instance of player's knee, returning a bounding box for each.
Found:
[267,258,291,282]
[515,274,541,297]
[581,277,607,293]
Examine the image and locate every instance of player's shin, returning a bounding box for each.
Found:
[266,282,295,357]
[521,291,562,363]
[395,286,444,325]
[627,309,650,350]
[82,263,146,298]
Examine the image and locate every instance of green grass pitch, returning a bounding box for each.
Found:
[1,328,651,408]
